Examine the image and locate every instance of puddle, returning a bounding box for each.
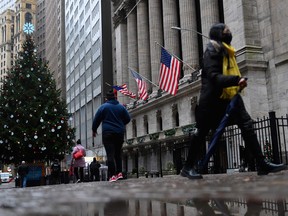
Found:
[1,197,287,216]
[1,172,288,215]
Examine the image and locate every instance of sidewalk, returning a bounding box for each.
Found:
[0,170,287,215]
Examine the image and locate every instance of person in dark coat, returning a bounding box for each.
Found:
[51,159,61,184]
[90,157,101,181]
[17,161,29,187]
[180,23,286,179]
[92,89,131,182]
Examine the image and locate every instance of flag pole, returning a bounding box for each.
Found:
[125,0,143,19]
[105,82,137,101]
[171,26,209,39]
[154,41,197,72]
[128,67,159,88]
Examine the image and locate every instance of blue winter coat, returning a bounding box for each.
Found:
[92,99,131,135]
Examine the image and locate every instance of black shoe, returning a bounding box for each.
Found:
[257,162,286,175]
[180,167,203,179]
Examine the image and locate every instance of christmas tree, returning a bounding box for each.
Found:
[0,31,75,164]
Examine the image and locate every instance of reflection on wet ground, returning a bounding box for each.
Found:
[104,198,287,216]
[1,171,288,215]
[2,197,286,216]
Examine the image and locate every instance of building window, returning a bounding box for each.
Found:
[25,12,32,23]
[132,119,137,137]
[26,3,32,9]
[143,115,148,134]
[171,104,179,127]
[156,110,163,131]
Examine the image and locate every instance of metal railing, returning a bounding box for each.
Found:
[210,111,288,172]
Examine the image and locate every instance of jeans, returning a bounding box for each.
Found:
[21,176,27,188]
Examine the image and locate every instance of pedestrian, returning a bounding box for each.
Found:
[17,161,29,187]
[181,23,286,179]
[50,159,61,184]
[92,89,131,182]
[72,139,86,183]
[90,157,101,181]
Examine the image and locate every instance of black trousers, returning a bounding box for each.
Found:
[74,167,84,182]
[185,95,265,168]
[103,133,124,178]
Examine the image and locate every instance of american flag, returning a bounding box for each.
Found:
[112,84,136,99]
[159,47,181,95]
[130,69,149,100]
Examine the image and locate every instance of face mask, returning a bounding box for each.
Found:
[222,33,232,44]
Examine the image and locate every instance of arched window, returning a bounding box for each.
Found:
[171,104,179,127]
[143,115,148,134]
[156,110,163,131]
[25,12,32,23]
[132,119,137,137]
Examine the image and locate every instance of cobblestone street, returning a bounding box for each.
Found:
[1,170,288,215]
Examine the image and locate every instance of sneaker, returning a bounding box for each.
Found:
[109,175,117,182]
[180,167,203,180]
[257,161,286,175]
[116,172,123,180]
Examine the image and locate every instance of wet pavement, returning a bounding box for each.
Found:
[0,170,288,216]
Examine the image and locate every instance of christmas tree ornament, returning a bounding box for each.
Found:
[23,23,35,34]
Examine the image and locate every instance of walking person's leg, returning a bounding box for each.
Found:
[103,134,116,181]
[114,134,124,177]
[20,176,23,187]
[181,106,217,179]
[234,96,286,175]
[22,176,27,187]
[79,167,84,182]
[74,167,79,182]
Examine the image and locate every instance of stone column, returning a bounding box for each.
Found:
[115,22,129,104]
[137,0,151,92]
[179,0,199,76]
[162,0,180,56]
[127,10,138,96]
[200,0,220,50]
[223,0,268,117]
[148,0,163,92]
[223,0,261,48]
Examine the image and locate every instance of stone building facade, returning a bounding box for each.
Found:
[111,0,288,175]
[0,0,37,86]
[45,0,66,101]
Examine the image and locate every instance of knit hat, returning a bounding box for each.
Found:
[209,23,226,41]
[106,89,115,100]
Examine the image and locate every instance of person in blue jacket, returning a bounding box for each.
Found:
[92,89,131,182]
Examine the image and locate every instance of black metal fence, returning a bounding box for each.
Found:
[209,111,288,172]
